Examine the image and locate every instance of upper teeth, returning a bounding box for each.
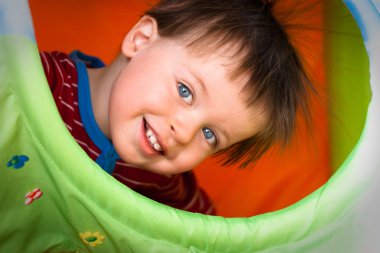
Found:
[146,128,163,152]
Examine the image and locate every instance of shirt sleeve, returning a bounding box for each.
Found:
[39,51,77,97]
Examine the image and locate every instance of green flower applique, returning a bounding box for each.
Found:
[80,231,105,247]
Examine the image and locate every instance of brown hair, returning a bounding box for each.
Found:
[146,0,314,167]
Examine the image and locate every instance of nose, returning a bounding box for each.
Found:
[169,111,201,145]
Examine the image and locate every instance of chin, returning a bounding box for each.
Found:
[143,163,186,176]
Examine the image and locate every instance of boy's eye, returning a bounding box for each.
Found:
[202,127,217,146]
[178,83,193,104]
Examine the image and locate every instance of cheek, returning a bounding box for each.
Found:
[113,71,142,100]
[109,72,149,116]
[116,68,173,106]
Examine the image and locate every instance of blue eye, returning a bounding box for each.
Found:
[202,127,217,146]
[178,83,193,104]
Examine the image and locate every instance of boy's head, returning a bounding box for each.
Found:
[107,0,312,174]
[146,0,312,165]
[145,0,313,167]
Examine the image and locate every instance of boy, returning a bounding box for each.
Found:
[40,0,312,215]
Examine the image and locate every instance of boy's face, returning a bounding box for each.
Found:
[108,17,267,175]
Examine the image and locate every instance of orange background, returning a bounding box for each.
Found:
[29,0,330,217]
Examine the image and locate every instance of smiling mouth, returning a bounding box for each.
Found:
[144,119,164,154]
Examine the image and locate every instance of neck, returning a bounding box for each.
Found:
[87,54,127,138]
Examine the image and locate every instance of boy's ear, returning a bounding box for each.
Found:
[121,15,159,58]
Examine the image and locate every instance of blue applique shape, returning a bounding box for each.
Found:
[7,155,29,169]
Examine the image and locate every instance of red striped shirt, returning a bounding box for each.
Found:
[40,51,215,215]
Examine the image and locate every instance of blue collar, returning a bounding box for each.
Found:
[72,52,119,174]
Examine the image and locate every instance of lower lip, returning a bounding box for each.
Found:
[139,118,159,156]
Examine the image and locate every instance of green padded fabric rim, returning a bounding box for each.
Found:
[326,0,371,172]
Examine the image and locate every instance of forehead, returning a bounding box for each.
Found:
[185,33,244,76]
